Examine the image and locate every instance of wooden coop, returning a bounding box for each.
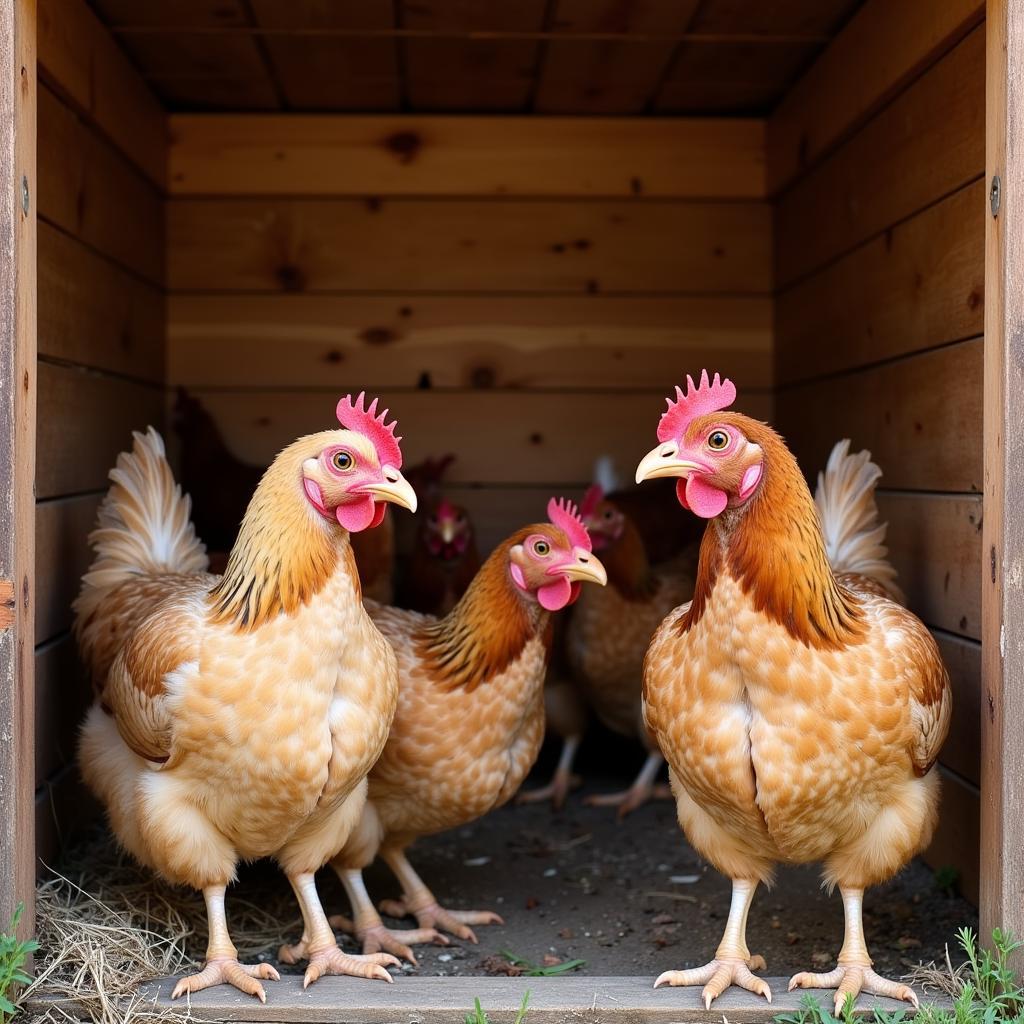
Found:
[0,0,1021,1011]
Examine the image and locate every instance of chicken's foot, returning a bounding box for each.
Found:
[172,886,280,1003]
[789,888,918,1012]
[379,848,504,943]
[654,878,771,1009]
[517,735,583,809]
[585,750,671,817]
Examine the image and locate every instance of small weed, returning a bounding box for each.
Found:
[934,867,960,898]
[499,950,586,977]
[465,989,531,1024]
[0,905,39,1024]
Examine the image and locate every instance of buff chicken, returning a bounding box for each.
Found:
[634,371,951,1011]
[75,395,417,1000]
[303,499,607,964]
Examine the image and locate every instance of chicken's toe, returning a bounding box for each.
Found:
[172,957,280,1003]
[655,956,771,1008]
[362,923,448,965]
[789,963,918,1012]
[302,946,399,988]
[380,898,503,943]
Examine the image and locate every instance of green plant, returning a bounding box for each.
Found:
[499,949,586,977]
[934,867,960,897]
[0,905,39,1024]
[464,989,531,1024]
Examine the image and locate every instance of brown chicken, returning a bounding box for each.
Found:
[305,499,607,963]
[75,395,418,1000]
[634,371,951,1011]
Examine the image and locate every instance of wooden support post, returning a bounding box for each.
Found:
[982,0,1024,950]
[0,0,36,938]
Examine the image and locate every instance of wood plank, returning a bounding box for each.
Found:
[934,631,981,786]
[38,85,163,285]
[0,579,13,630]
[166,198,771,294]
[36,362,164,500]
[767,0,985,194]
[778,339,984,494]
[249,0,393,30]
[402,0,547,31]
[980,0,1024,951]
[922,768,980,905]
[35,495,100,645]
[0,0,36,940]
[189,388,774,487]
[39,221,164,382]
[687,0,859,36]
[167,115,766,199]
[775,25,985,287]
[90,0,250,27]
[34,635,89,786]
[549,0,701,34]
[776,180,985,386]
[36,0,165,187]
[878,492,982,640]
[167,294,772,390]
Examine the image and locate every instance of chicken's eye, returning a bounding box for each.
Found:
[533,540,550,557]
[707,430,730,452]
[331,450,355,472]
[603,510,614,520]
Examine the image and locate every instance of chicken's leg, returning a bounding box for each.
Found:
[585,750,672,817]
[655,878,771,1009]
[789,887,918,1012]
[378,846,504,943]
[172,885,280,1002]
[516,734,583,809]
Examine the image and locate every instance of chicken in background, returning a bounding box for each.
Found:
[304,499,607,964]
[172,387,397,602]
[635,371,949,1011]
[75,395,418,999]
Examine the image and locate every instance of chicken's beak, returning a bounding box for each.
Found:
[555,547,607,587]
[361,467,418,513]
[635,441,706,484]
[440,519,457,544]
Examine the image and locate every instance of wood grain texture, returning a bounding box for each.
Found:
[34,635,89,786]
[167,294,772,390]
[167,115,766,198]
[778,339,983,494]
[0,0,36,940]
[879,492,982,641]
[38,85,163,285]
[980,0,1024,950]
[166,198,771,294]
[0,579,13,630]
[934,631,981,786]
[922,768,980,905]
[767,0,984,193]
[36,0,165,187]
[776,180,985,386]
[775,25,985,288]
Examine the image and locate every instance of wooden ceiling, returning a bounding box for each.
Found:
[89,0,863,116]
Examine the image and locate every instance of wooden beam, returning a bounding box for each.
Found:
[767,0,984,195]
[981,0,1024,952]
[0,0,36,940]
[167,115,766,198]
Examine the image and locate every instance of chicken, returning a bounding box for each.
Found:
[519,482,699,813]
[308,499,607,963]
[634,371,951,1011]
[74,394,418,1000]
[172,387,396,601]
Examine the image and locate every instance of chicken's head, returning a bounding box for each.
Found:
[422,497,474,562]
[634,370,764,519]
[578,484,626,552]
[508,498,607,611]
[301,392,417,533]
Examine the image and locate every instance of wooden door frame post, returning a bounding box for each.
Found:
[982,0,1024,948]
[0,0,36,938]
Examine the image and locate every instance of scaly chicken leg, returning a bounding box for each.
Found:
[172,886,280,1002]
[789,888,918,1012]
[655,878,771,1008]
[585,750,672,816]
[516,734,582,809]
[378,847,504,943]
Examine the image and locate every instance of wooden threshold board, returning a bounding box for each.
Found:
[32,974,945,1023]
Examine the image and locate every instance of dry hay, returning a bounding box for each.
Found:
[905,941,968,999]
[21,830,304,1024]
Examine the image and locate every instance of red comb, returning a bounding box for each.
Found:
[336,392,403,468]
[547,497,592,552]
[579,484,604,519]
[657,369,737,443]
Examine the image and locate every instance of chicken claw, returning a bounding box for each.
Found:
[655,955,771,1009]
[302,947,400,988]
[516,770,582,810]
[789,964,919,1013]
[379,898,504,944]
[171,957,280,1003]
[328,911,449,965]
[584,751,672,818]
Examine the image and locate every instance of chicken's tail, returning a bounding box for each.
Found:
[814,439,904,603]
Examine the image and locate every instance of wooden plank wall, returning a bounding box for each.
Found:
[34,0,166,868]
[769,0,985,900]
[165,118,773,554]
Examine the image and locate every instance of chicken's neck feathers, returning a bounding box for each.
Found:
[601,517,659,601]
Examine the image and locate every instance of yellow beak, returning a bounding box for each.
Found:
[635,441,706,484]
[440,520,457,544]
[558,548,608,587]
[362,468,418,513]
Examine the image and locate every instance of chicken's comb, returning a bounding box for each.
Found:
[547,497,592,552]
[436,497,458,519]
[579,484,604,519]
[336,392,403,468]
[657,369,737,443]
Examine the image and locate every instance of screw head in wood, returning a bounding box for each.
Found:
[21,175,28,215]
[991,175,1001,217]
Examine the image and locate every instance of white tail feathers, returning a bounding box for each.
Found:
[77,428,208,600]
[815,439,904,603]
